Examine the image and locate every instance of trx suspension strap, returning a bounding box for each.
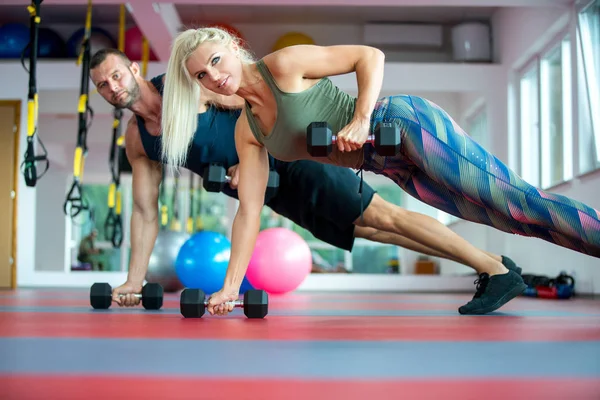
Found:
[104,108,124,247]
[187,173,195,233]
[21,0,49,187]
[104,4,126,248]
[63,0,94,219]
[170,174,181,231]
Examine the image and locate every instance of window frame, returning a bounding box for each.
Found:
[516,26,573,189]
[575,0,600,172]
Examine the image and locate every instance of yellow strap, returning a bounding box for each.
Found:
[80,152,86,182]
[107,183,116,208]
[186,217,193,233]
[73,147,83,178]
[160,205,168,226]
[116,189,122,215]
[27,98,37,137]
[118,4,126,52]
[85,0,92,30]
[141,37,149,78]
[77,0,93,66]
[170,219,181,231]
[116,135,125,146]
[77,94,88,114]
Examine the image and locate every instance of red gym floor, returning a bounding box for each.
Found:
[1,289,599,400]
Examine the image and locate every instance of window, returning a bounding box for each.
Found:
[540,36,572,187]
[577,0,600,172]
[520,65,541,187]
[68,183,124,272]
[518,32,572,188]
[350,179,404,274]
[194,189,230,236]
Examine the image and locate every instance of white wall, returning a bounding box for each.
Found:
[5,9,598,291]
[35,165,69,272]
[449,6,600,293]
[1,14,492,289]
[1,63,36,286]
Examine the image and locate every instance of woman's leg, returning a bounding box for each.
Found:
[369,95,600,258]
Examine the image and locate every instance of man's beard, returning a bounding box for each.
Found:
[113,80,141,109]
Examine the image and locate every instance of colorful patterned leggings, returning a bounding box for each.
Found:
[362,95,600,258]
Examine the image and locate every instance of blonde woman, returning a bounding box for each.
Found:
[161,27,600,316]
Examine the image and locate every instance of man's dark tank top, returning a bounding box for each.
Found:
[135,74,276,199]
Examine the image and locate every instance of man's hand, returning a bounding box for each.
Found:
[112,281,143,307]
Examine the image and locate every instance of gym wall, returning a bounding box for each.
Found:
[1,4,599,292]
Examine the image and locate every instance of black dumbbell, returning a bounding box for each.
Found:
[90,282,164,310]
[202,163,280,199]
[306,121,400,157]
[180,288,268,319]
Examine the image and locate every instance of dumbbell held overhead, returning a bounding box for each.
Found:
[306,121,401,157]
[90,282,164,310]
[180,288,268,319]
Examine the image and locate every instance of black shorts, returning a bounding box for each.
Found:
[266,160,376,251]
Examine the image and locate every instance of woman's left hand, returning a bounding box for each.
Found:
[335,118,371,152]
[207,288,239,316]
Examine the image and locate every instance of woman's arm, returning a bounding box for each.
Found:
[267,45,385,122]
[222,112,270,293]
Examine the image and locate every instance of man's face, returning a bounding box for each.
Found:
[90,54,141,109]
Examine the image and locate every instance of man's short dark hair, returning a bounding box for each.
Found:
[90,48,132,70]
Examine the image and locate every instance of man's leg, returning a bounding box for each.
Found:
[354,194,507,275]
[355,194,526,315]
[269,160,521,275]
[354,225,502,264]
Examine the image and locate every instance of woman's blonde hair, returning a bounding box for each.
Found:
[161,27,254,168]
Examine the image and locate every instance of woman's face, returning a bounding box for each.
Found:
[186,41,241,95]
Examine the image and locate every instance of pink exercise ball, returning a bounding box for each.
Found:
[124,26,158,61]
[246,228,312,294]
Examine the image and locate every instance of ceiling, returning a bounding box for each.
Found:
[0,4,496,26]
[0,4,135,25]
[175,5,497,25]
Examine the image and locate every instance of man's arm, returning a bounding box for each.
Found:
[123,117,163,288]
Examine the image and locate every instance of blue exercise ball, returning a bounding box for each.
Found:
[23,27,67,58]
[38,28,67,58]
[175,230,254,295]
[66,26,116,58]
[0,23,30,58]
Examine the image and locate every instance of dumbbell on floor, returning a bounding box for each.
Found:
[180,288,268,319]
[306,121,400,157]
[202,163,280,200]
[90,282,164,310]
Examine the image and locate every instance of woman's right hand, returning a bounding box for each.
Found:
[112,281,143,307]
[227,164,240,189]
